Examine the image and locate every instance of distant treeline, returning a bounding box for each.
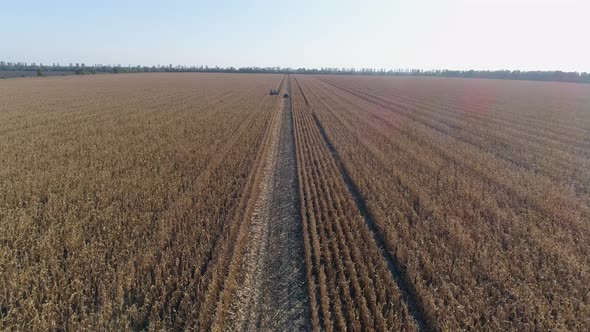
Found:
[1,61,589,83]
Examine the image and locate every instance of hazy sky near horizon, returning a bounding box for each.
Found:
[2,0,589,71]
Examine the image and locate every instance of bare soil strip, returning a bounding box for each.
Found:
[225,80,312,331]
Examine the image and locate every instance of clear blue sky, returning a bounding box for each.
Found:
[2,0,588,71]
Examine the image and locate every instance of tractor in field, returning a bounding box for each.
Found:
[270,89,279,95]
[283,92,289,98]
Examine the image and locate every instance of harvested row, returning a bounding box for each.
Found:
[295,74,590,330]
[195,82,283,331]
[291,76,418,331]
[207,75,286,331]
[213,76,312,331]
[0,73,282,330]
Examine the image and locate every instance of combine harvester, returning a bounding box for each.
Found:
[269,88,288,98]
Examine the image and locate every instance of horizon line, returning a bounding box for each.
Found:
[1,60,588,74]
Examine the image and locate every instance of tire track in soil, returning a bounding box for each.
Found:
[225,78,312,331]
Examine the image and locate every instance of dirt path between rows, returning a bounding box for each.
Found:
[225,80,311,331]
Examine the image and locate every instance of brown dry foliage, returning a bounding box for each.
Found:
[0,73,283,330]
[295,74,590,331]
[291,76,418,332]
[3,72,589,331]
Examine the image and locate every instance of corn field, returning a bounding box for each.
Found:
[1,73,589,331]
